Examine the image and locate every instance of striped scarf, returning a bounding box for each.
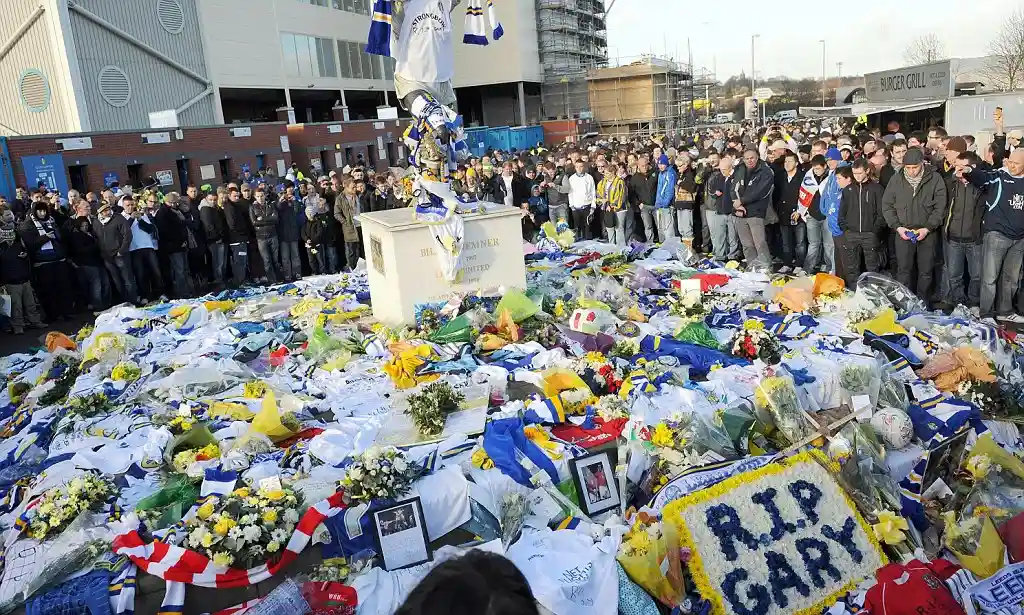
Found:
[463,0,504,45]
[904,168,924,193]
[366,0,394,57]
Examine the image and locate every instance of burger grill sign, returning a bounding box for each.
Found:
[865,59,954,102]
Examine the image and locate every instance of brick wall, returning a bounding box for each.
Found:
[6,123,293,193]
[286,118,410,175]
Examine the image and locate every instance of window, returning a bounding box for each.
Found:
[281,33,299,76]
[333,0,368,15]
[348,41,364,79]
[283,33,337,78]
[334,40,388,81]
[316,37,337,77]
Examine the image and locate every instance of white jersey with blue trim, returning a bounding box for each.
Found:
[396,0,455,84]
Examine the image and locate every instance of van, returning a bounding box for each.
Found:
[713,112,735,124]
[774,110,799,122]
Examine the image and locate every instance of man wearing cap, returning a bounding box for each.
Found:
[941,139,984,312]
[882,147,948,302]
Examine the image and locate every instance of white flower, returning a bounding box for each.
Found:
[242,525,262,543]
[239,514,256,525]
[393,458,407,472]
[228,526,244,542]
[347,467,363,481]
[283,509,299,524]
[271,528,289,543]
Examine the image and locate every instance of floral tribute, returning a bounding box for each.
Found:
[729,321,783,365]
[662,452,885,615]
[340,446,420,504]
[25,473,114,541]
[183,485,302,569]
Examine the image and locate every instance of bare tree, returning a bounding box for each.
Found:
[903,33,947,65]
[985,9,1024,91]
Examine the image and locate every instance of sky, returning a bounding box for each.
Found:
[606,0,1017,80]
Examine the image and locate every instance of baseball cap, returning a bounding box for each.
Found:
[770,139,789,151]
[839,143,853,152]
[658,154,670,166]
[329,170,337,178]
[903,148,925,165]
[1009,129,1023,141]
[825,147,842,161]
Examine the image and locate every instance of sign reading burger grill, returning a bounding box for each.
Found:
[864,59,953,102]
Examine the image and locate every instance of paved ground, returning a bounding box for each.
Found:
[0,314,93,357]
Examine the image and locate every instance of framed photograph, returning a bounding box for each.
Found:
[371,497,431,571]
[569,449,620,517]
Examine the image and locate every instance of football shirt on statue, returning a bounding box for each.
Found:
[395,0,454,84]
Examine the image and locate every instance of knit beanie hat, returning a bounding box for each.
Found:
[946,136,968,154]
[658,154,670,166]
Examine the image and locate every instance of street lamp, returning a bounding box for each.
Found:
[819,39,826,107]
[751,34,759,95]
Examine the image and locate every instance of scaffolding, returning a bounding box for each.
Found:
[534,1,717,140]
[536,0,609,121]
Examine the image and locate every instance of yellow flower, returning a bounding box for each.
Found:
[232,487,250,498]
[262,509,278,524]
[965,454,992,481]
[201,533,214,548]
[872,510,909,545]
[212,552,235,567]
[213,517,236,536]
[651,423,675,448]
[553,299,566,318]
[267,541,281,553]
[743,320,765,331]
[471,449,494,470]
[584,351,606,365]
[244,380,268,398]
[197,503,215,520]
[261,489,285,502]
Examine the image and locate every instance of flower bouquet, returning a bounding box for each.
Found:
[340,447,419,505]
[183,485,302,569]
[66,392,113,420]
[728,320,783,365]
[669,291,708,324]
[405,381,465,437]
[956,378,1023,417]
[616,514,685,607]
[754,371,818,445]
[25,473,114,541]
[167,405,198,435]
[110,360,142,382]
[571,352,624,396]
[173,443,221,475]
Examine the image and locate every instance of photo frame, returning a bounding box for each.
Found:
[568,449,620,517]
[371,496,432,571]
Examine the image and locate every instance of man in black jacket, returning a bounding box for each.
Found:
[223,186,254,288]
[838,160,885,288]
[629,157,659,242]
[94,201,139,306]
[541,163,570,226]
[200,191,228,290]
[154,193,192,298]
[20,201,74,320]
[276,183,302,282]
[0,213,46,333]
[882,147,948,302]
[731,148,775,270]
[673,154,698,242]
[249,186,281,284]
[64,199,107,310]
[774,152,806,273]
[942,148,985,311]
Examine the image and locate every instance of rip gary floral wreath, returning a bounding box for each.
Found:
[661,450,886,615]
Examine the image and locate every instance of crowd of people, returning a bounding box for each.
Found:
[0,161,415,335]
[2,114,1023,335]
[454,116,1024,324]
